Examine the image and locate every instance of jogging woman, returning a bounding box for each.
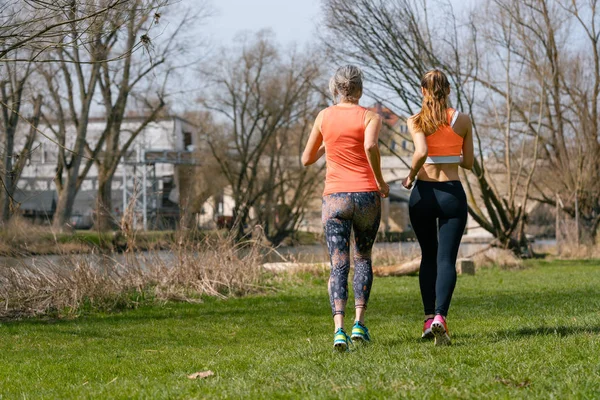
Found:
[302,65,389,351]
[402,70,474,346]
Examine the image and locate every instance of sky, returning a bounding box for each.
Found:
[197,0,472,111]
[204,0,322,48]
[204,0,472,48]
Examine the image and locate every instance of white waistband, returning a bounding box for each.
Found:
[425,155,461,164]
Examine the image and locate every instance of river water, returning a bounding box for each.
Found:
[0,240,557,268]
[267,239,557,263]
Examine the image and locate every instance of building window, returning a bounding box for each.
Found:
[183,131,192,149]
[30,144,43,163]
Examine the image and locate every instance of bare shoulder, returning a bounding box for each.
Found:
[406,115,419,131]
[456,112,472,126]
[315,108,329,124]
[454,113,471,132]
[452,112,472,137]
[363,109,381,127]
[364,109,381,122]
[317,108,329,119]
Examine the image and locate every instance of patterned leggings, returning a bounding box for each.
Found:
[322,192,381,316]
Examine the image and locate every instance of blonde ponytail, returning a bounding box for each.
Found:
[413,70,450,135]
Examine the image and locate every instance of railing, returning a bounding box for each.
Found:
[122,149,200,165]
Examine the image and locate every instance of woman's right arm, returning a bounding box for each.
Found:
[302,110,325,166]
[402,117,428,189]
[460,115,474,170]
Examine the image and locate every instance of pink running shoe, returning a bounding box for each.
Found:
[422,318,434,339]
[431,314,451,346]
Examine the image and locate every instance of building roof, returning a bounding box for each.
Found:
[367,102,402,127]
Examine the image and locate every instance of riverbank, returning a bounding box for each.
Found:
[0,224,556,258]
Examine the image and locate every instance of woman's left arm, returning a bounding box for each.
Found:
[460,115,474,170]
[302,110,325,166]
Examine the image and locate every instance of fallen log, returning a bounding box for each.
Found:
[373,258,421,276]
[264,256,478,277]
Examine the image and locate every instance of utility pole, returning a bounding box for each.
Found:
[556,193,563,254]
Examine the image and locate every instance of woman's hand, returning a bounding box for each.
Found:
[402,175,415,190]
[378,181,390,198]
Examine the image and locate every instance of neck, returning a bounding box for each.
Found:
[339,99,359,105]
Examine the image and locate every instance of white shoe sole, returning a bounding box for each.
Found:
[351,335,370,343]
[422,328,434,339]
[431,321,451,346]
[333,342,348,352]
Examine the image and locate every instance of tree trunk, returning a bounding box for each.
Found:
[1,123,15,223]
[94,169,116,231]
[52,172,79,230]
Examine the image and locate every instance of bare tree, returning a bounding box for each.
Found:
[0,0,170,228]
[36,0,187,230]
[0,58,43,223]
[80,0,209,231]
[177,111,228,230]
[464,1,600,245]
[322,0,543,254]
[39,1,140,230]
[503,1,600,244]
[254,98,326,245]
[202,32,325,243]
[0,0,130,61]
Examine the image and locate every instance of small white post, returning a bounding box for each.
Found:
[382,196,390,234]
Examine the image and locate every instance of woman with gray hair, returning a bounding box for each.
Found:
[302,65,389,351]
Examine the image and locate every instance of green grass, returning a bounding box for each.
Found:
[54,230,176,249]
[1,260,599,399]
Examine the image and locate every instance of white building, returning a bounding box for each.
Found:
[16,115,197,229]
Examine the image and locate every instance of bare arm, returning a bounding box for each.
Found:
[403,117,428,189]
[460,115,474,170]
[364,111,389,197]
[302,110,325,166]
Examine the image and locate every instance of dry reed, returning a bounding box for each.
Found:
[0,198,269,319]
[0,234,268,319]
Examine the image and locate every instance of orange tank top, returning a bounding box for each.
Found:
[424,108,463,164]
[321,105,379,196]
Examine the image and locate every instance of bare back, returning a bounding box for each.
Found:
[418,113,472,182]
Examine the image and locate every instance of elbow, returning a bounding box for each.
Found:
[462,156,474,170]
[364,142,378,153]
[301,154,312,167]
[414,150,428,162]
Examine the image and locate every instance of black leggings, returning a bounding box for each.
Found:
[409,180,467,317]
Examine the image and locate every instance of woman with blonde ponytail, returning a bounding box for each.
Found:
[402,69,474,346]
[302,65,388,352]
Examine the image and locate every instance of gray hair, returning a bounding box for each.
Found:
[329,65,363,103]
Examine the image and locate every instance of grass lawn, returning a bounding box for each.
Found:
[1,259,599,399]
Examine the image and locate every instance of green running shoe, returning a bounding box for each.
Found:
[333,328,352,352]
[351,321,371,343]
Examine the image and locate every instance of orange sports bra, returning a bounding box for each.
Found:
[424,108,463,164]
